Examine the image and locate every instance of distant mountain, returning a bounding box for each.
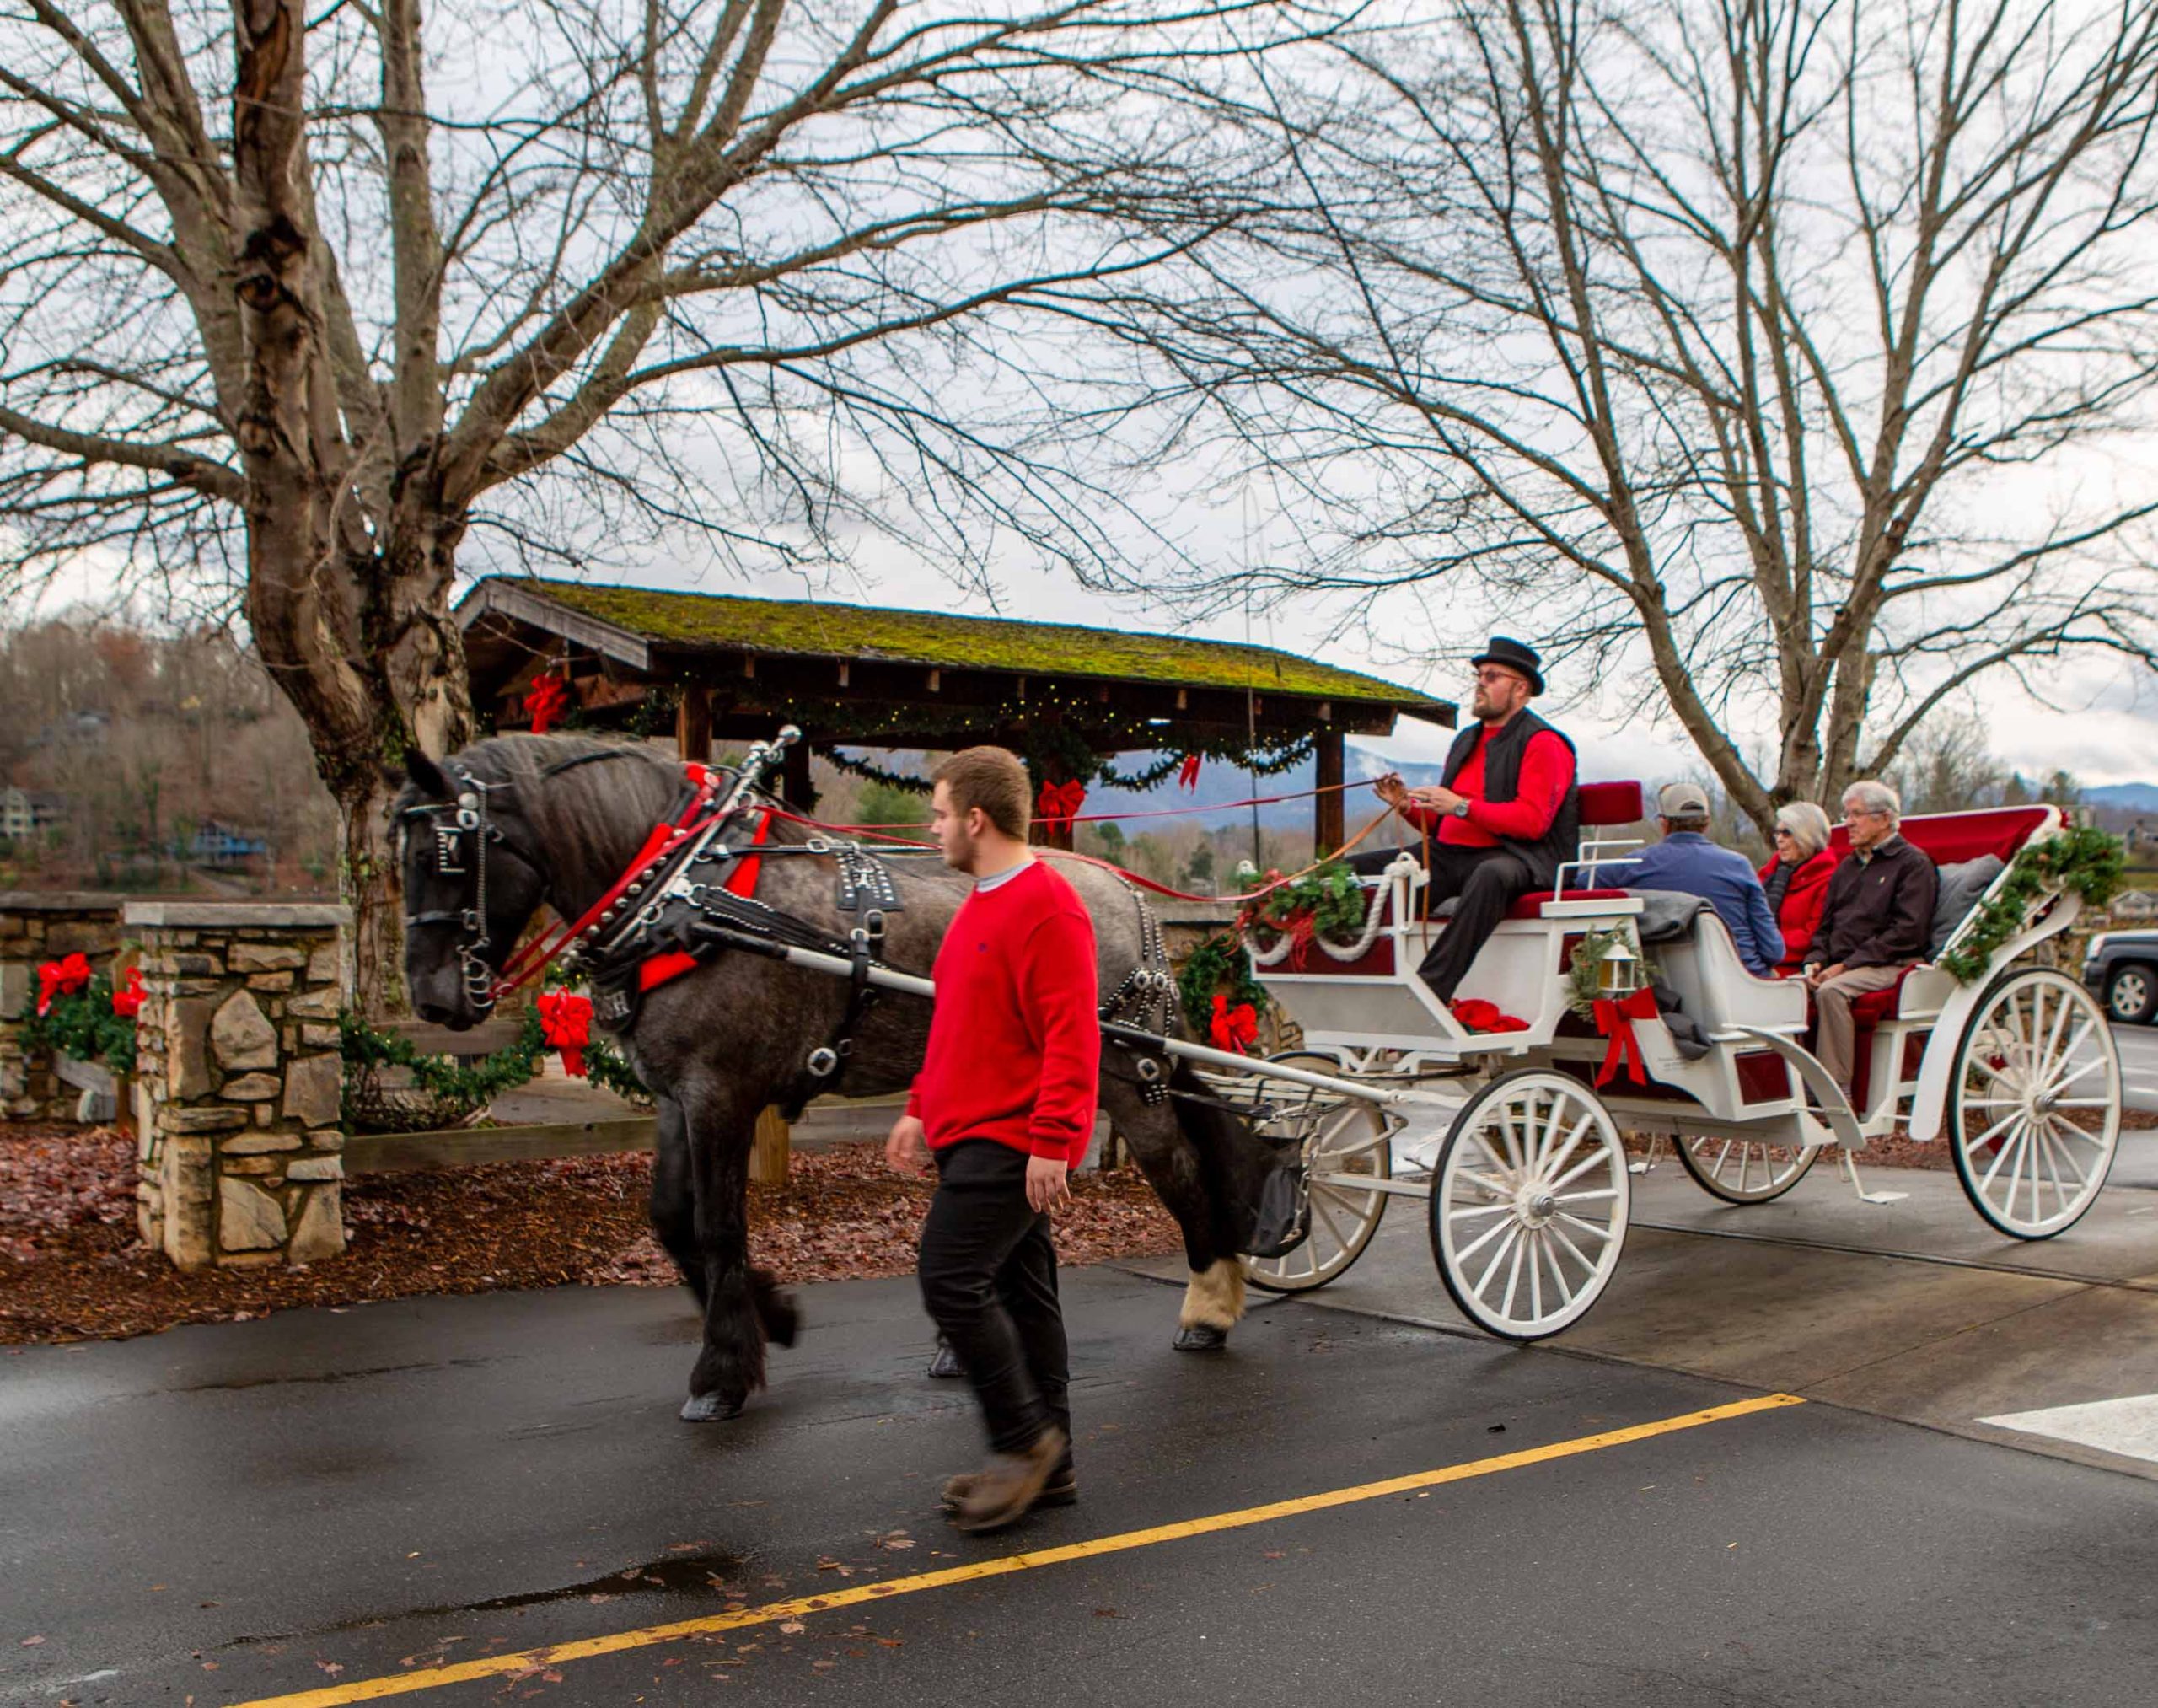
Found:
[2084,782,2158,811]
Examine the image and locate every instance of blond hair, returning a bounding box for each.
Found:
[933,746,1031,841]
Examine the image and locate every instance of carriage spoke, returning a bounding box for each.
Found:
[1546,1219,1597,1281]
[1536,1113,1595,1188]
[1527,1233,1544,1321]
[1453,1211,1517,1265]
[1547,1147,1610,1195]
[1310,1191,1353,1254]
[1499,1233,1526,1316]
[1448,1200,1514,1221]
[1978,1122,2027,1194]
[1474,1223,1523,1299]
[1556,1210,1615,1242]
[1554,1186,1618,1205]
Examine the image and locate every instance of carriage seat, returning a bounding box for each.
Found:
[1499,781,1648,918]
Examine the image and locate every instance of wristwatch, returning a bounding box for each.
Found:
[1452,799,1472,819]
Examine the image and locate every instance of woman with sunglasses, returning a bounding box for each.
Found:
[1757,801,1837,975]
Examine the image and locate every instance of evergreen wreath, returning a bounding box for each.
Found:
[1177,931,1270,1038]
[1564,925,1656,1023]
[1935,824,2125,984]
[21,972,137,1074]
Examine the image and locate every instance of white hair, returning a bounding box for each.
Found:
[1842,779,1901,823]
[1774,800,1832,859]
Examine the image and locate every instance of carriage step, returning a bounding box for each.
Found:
[1837,1151,1909,1206]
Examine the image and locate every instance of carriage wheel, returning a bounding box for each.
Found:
[1949,966,2121,1240]
[1429,1069,1628,1340]
[1673,1131,1819,1205]
[1243,1053,1393,1294]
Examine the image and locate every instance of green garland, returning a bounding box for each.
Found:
[1177,931,1270,1036]
[21,974,137,1074]
[338,1003,651,1123]
[1935,824,2125,984]
[821,747,934,795]
[1239,860,1367,945]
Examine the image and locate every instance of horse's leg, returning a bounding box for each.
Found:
[677,1076,797,1421]
[1097,1073,1248,1351]
[648,1094,705,1307]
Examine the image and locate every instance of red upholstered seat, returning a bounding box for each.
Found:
[1827,804,2051,866]
[1847,967,1916,1026]
[1578,781,1645,826]
[1506,888,1629,921]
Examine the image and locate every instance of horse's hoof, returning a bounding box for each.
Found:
[1173,1324,1229,1353]
[680,1392,744,1421]
[926,1341,965,1380]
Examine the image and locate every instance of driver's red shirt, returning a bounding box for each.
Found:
[905,860,1100,1167]
[1400,727,1575,848]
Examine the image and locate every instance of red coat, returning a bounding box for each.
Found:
[1758,850,1839,972]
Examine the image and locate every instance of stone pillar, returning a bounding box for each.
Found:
[126,902,352,1271]
[0,893,127,1121]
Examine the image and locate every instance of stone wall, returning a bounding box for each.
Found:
[0,894,129,1120]
[127,902,351,1270]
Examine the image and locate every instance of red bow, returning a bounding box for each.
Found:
[36,953,91,1017]
[1035,779,1087,831]
[110,966,145,1019]
[1592,987,1659,1086]
[1451,997,1528,1034]
[1209,992,1259,1054]
[1177,753,1202,791]
[538,988,594,1077]
[523,670,571,735]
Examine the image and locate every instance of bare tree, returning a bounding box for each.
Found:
[1098,0,2158,830]
[0,0,1318,1003]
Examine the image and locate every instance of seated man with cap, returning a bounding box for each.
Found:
[1350,636,1579,1006]
[1586,783,1784,978]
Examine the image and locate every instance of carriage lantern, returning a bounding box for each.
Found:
[1596,934,1643,998]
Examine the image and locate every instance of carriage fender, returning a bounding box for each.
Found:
[1907,892,2082,1144]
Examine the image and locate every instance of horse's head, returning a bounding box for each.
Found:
[393,747,550,1029]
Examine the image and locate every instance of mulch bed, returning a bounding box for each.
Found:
[0,1123,1181,1346]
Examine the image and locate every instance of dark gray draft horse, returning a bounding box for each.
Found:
[394,733,1280,1420]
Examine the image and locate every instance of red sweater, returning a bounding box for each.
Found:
[906,861,1101,1166]
[1402,725,1576,848]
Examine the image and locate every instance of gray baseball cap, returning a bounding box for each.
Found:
[1658,781,1711,818]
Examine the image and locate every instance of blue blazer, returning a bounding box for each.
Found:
[1589,833,1785,977]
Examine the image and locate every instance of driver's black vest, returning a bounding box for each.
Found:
[1440,709,1580,888]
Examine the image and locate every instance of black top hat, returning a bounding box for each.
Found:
[1470,635,1545,696]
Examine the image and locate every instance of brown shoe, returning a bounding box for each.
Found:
[942,1464,1077,1511]
[948,1427,1068,1534]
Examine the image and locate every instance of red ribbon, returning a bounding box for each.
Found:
[523,670,570,735]
[1451,997,1528,1034]
[35,953,91,1017]
[110,966,145,1019]
[1209,991,1259,1054]
[1178,753,1202,791]
[1592,987,1659,1086]
[1035,779,1087,831]
[538,988,594,1078]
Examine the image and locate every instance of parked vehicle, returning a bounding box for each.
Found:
[2084,931,2158,1024]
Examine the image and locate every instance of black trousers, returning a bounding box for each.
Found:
[1345,841,1536,1003]
[918,1140,1071,1459]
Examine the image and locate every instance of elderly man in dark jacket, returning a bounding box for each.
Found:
[1805,780,1939,1102]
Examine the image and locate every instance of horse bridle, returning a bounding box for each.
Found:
[400,769,545,1015]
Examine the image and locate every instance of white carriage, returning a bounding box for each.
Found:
[1207,785,2123,1342]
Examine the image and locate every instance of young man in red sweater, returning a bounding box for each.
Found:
[885,746,1099,1533]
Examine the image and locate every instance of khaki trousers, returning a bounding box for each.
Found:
[1812,964,1913,1095]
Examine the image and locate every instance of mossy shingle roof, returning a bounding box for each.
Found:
[476,577,1447,710]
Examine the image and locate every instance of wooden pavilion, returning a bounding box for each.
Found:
[454,576,1454,851]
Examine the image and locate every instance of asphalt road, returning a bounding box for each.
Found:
[7,1268,2158,1707]
[2111,1018,2158,1111]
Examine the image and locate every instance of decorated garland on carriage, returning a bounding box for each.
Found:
[1935,823,2124,985]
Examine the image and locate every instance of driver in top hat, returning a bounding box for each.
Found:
[1350,636,1579,1007]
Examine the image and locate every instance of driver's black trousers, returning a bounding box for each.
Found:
[1345,842,1536,1003]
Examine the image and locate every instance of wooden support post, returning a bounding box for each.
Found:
[1315,727,1345,856]
[782,739,814,808]
[750,1105,791,1185]
[676,683,712,762]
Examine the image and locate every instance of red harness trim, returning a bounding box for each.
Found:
[491,764,723,999]
[636,808,772,994]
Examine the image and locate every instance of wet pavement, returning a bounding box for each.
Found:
[7,1257,2158,1705]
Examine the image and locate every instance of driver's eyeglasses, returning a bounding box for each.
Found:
[1473,669,1517,685]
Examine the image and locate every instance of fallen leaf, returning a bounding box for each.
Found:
[779,1621,805,1635]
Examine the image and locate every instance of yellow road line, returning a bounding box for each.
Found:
[234,1393,1802,1707]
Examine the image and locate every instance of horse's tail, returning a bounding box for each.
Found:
[1162,1055,1304,1262]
